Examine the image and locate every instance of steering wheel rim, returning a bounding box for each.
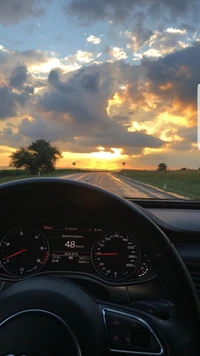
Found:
[0,178,199,355]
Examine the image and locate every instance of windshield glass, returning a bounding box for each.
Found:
[0,0,199,199]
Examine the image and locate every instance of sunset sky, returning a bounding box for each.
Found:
[0,0,200,170]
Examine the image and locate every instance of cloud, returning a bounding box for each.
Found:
[0,86,30,120]
[143,43,200,108]
[32,64,165,154]
[141,28,191,58]
[0,47,78,77]
[10,66,27,88]
[35,42,200,157]
[0,47,49,76]
[86,35,102,44]
[109,47,127,60]
[0,0,46,26]
[0,31,198,165]
[18,116,74,143]
[166,28,187,34]
[79,72,100,91]
[66,0,200,24]
[0,87,18,119]
[124,13,153,52]
[73,50,94,63]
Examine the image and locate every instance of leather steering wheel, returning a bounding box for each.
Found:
[0,178,199,355]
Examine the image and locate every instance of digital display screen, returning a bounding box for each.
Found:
[40,219,104,273]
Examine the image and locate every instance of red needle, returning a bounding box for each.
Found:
[95,252,119,256]
[3,248,27,260]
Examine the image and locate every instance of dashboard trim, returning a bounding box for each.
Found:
[0,269,156,286]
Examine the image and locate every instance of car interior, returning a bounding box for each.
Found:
[0,178,199,355]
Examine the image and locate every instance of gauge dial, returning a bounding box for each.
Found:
[0,226,49,277]
[137,257,151,278]
[92,231,140,280]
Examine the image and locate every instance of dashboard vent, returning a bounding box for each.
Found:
[185,262,200,298]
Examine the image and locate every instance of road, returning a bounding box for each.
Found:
[61,172,180,199]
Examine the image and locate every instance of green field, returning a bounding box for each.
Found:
[0,169,88,184]
[119,169,200,200]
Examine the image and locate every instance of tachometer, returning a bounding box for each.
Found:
[92,231,140,280]
[0,226,49,277]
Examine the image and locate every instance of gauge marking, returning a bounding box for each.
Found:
[92,231,140,280]
[0,226,49,277]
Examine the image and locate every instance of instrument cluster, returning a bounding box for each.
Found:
[0,218,155,284]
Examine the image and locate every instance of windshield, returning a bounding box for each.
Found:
[0,0,199,199]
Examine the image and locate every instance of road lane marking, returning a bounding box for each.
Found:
[85,175,92,182]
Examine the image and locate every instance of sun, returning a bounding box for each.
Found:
[60,148,127,170]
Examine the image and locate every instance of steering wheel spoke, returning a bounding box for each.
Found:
[99,305,164,355]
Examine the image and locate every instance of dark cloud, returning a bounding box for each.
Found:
[0,126,30,149]
[128,12,153,51]
[10,65,27,88]
[0,63,35,120]
[0,87,17,119]
[24,85,35,94]
[39,90,104,127]
[48,69,75,95]
[66,0,199,24]
[178,126,197,143]
[80,72,100,92]
[143,43,200,106]
[17,50,48,65]
[0,0,46,26]
[18,116,74,142]
[42,68,108,127]
[0,49,50,83]
[34,64,164,152]
[0,86,29,119]
[88,129,163,148]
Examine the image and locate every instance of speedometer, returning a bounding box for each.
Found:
[92,231,140,280]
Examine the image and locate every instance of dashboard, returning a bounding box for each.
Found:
[0,216,154,284]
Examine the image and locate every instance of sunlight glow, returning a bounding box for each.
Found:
[107,92,124,116]
[60,148,126,170]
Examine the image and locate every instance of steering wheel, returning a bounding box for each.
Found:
[0,178,199,356]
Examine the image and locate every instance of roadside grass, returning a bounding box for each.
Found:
[118,169,200,200]
[0,169,88,184]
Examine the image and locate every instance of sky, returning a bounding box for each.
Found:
[0,0,200,170]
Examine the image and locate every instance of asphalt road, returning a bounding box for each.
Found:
[61,172,179,199]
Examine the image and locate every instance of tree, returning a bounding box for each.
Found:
[9,147,38,173]
[122,162,126,169]
[157,163,167,171]
[10,139,62,174]
[72,162,76,167]
[180,167,187,171]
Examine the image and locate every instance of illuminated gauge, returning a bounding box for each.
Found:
[92,231,141,280]
[137,257,151,278]
[0,226,49,277]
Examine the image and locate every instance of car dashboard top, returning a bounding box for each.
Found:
[0,213,154,285]
[1,198,200,302]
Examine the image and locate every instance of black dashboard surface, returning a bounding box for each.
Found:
[0,185,200,305]
[145,208,200,231]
